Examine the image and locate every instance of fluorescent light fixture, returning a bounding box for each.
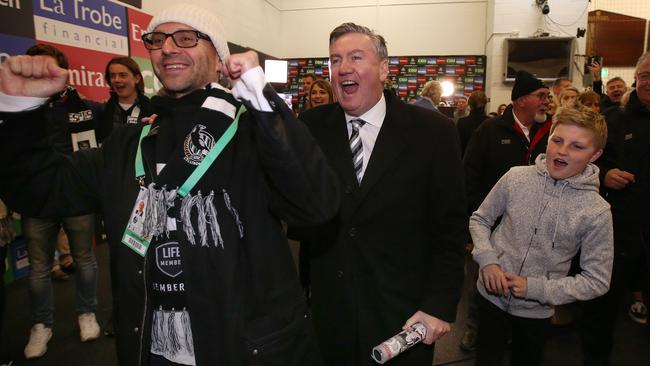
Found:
[264,59,288,83]
[441,80,455,97]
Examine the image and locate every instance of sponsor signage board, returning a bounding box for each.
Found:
[38,40,115,101]
[0,0,34,37]
[0,34,35,62]
[127,7,151,58]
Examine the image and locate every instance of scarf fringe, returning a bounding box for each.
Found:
[142,185,242,248]
[143,183,177,239]
[167,310,180,353]
[223,189,244,238]
[180,194,197,245]
[151,308,194,357]
[194,191,208,247]
[181,309,195,355]
[205,193,224,249]
[151,306,165,351]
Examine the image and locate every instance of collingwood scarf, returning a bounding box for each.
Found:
[139,84,245,249]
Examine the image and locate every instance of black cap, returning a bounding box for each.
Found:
[511,70,548,101]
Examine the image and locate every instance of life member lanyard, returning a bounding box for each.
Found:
[134,105,246,197]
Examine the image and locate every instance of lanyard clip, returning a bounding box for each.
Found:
[136,176,145,187]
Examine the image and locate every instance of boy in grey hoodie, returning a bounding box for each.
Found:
[470,107,614,366]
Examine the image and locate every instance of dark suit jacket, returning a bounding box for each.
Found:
[456,109,488,157]
[299,91,467,366]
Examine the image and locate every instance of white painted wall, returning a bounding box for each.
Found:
[485,0,589,110]
[276,0,488,58]
[140,0,596,111]
[141,0,283,57]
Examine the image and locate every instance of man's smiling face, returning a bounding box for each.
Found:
[329,32,388,116]
[149,22,221,98]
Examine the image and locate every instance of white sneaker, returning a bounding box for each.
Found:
[24,323,52,359]
[629,301,648,325]
[78,313,101,342]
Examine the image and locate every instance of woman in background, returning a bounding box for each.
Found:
[306,79,336,110]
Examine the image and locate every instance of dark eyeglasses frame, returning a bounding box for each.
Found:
[637,72,650,83]
[141,30,211,50]
[528,92,552,101]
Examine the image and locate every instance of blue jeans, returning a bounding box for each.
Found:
[22,215,98,325]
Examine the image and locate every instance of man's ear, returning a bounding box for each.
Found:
[379,58,389,82]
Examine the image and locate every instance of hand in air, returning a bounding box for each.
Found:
[0,55,68,98]
[222,51,259,81]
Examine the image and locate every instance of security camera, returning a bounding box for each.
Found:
[536,0,550,15]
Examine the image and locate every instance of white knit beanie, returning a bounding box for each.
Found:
[147,3,230,62]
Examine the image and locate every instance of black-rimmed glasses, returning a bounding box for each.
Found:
[637,72,650,84]
[141,30,211,50]
[528,92,552,101]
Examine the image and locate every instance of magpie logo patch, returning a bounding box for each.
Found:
[183,124,215,165]
[155,241,183,278]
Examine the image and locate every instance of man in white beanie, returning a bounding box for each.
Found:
[0,3,337,365]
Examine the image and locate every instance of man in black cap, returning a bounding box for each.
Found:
[464,70,552,213]
[459,70,552,352]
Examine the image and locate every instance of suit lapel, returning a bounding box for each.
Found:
[358,94,409,200]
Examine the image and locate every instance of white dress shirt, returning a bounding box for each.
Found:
[344,94,386,180]
[512,109,530,142]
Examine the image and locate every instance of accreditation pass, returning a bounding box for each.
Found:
[121,187,152,256]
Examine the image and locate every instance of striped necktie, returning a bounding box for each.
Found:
[349,118,366,183]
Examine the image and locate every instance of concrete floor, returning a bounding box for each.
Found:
[1,243,648,365]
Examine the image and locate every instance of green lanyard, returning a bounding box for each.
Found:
[135,105,246,197]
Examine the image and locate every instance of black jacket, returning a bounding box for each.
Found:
[597,90,650,223]
[298,91,467,366]
[44,86,103,154]
[98,92,153,141]
[592,79,620,113]
[456,109,488,156]
[0,85,338,366]
[463,106,551,213]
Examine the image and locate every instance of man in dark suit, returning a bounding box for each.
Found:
[299,23,467,366]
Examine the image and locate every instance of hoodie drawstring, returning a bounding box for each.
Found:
[550,181,568,248]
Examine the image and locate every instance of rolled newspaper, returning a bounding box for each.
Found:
[371,322,427,364]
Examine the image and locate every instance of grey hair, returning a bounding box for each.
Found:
[635,51,650,73]
[329,23,388,61]
[421,80,442,103]
[605,76,626,87]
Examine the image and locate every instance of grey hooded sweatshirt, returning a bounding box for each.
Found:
[470,154,613,319]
